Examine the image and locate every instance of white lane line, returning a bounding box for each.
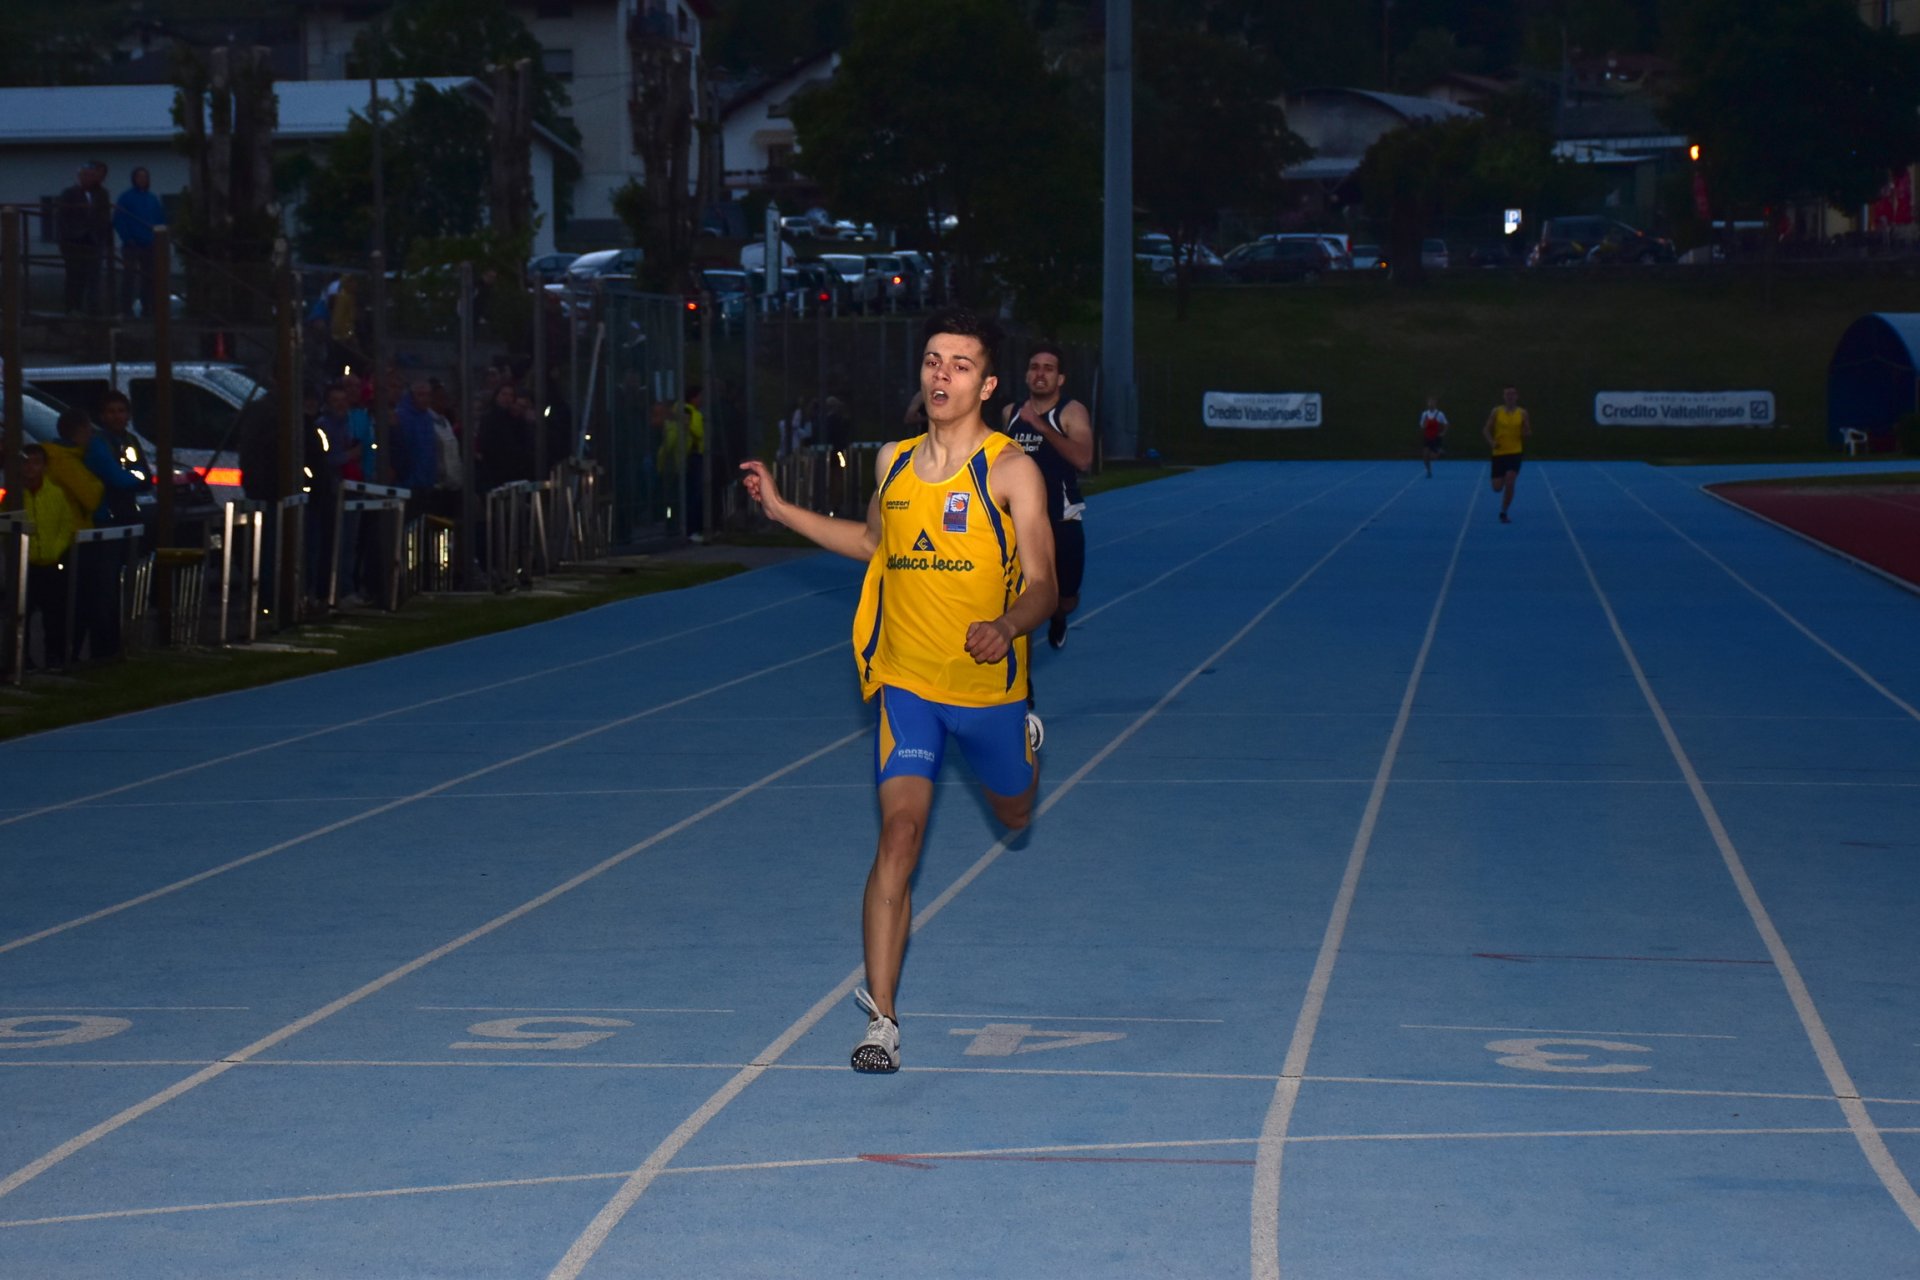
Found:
[903,1012,1225,1024]
[11,1059,1904,1106]
[0,1005,248,1012]
[0,643,843,957]
[13,1123,1912,1232]
[1605,467,1920,724]
[415,1006,732,1014]
[1690,475,1920,601]
[1250,473,1477,1280]
[226,1060,1282,1082]
[0,587,841,829]
[545,471,1426,1280]
[1545,467,1920,1234]
[0,728,866,1206]
[1402,1024,1736,1040]
[1074,466,1374,629]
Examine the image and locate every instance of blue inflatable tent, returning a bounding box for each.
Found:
[1828,312,1920,451]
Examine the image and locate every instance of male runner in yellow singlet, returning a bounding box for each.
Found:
[740,308,1058,1073]
[1483,385,1531,523]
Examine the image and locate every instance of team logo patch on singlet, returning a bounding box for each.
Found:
[943,491,970,533]
[912,529,936,552]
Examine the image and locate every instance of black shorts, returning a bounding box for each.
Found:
[1491,453,1523,478]
[1052,518,1086,599]
[1422,435,1445,455]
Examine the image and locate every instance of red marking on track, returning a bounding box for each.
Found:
[860,1153,1253,1169]
[1474,951,1772,965]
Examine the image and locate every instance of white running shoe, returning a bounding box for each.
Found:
[851,988,901,1073]
[1026,711,1044,753]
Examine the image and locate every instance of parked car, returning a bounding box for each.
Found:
[789,261,842,314]
[25,362,267,505]
[525,252,579,286]
[1351,243,1387,271]
[1261,232,1353,270]
[816,253,881,311]
[1527,216,1676,267]
[893,249,935,304]
[866,254,912,307]
[1223,238,1331,283]
[564,247,644,283]
[697,269,751,329]
[2,382,213,523]
[1420,238,1451,270]
[1135,234,1227,284]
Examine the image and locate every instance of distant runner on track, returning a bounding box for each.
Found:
[1483,385,1531,523]
[1419,394,1449,478]
[1000,342,1093,650]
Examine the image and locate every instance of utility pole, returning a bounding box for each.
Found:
[1101,0,1137,459]
[368,27,388,469]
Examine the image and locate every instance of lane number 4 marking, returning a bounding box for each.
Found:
[949,1023,1127,1057]
[452,1016,634,1051]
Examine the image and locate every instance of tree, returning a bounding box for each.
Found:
[789,0,1098,325]
[1354,92,1574,284]
[294,82,492,265]
[347,0,581,222]
[1134,22,1308,317]
[1663,0,1920,220]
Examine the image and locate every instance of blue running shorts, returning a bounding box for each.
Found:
[875,685,1034,797]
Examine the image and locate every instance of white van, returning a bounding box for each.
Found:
[23,363,268,504]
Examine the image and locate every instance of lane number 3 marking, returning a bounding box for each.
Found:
[452,1017,633,1051]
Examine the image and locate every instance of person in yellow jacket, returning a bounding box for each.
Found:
[1482,385,1532,524]
[657,386,707,540]
[16,445,79,669]
[41,410,103,530]
[740,308,1058,1074]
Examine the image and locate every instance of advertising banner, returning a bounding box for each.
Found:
[1593,391,1776,427]
[1202,391,1322,429]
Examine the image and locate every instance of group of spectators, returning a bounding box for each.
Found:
[10,392,147,671]
[56,160,164,318]
[284,361,573,605]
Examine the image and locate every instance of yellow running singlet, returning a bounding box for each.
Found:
[852,433,1029,707]
[1490,405,1527,456]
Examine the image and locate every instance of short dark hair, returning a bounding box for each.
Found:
[685,383,703,401]
[56,408,91,441]
[923,308,1003,377]
[22,443,46,461]
[1028,341,1066,375]
[97,389,130,413]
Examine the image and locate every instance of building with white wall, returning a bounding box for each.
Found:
[296,0,707,243]
[0,78,575,257]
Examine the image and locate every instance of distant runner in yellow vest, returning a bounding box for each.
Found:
[1483,385,1532,524]
[740,308,1058,1074]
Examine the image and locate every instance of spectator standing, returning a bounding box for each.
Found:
[44,410,127,658]
[657,385,706,540]
[16,445,78,671]
[57,162,113,316]
[393,379,441,514]
[475,382,532,493]
[113,167,164,318]
[314,383,368,603]
[89,391,149,526]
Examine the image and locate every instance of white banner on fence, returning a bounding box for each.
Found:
[1593,390,1777,427]
[1203,391,1323,429]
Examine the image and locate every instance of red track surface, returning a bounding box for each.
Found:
[1708,482,1920,589]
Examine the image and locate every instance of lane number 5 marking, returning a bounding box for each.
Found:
[1486,1037,1653,1074]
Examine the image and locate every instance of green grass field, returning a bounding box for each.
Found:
[1096,263,1920,464]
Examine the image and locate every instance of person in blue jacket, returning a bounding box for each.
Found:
[113,167,165,318]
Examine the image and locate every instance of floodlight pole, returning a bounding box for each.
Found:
[1102,0,1138,460]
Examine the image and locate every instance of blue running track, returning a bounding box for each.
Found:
[2,460,1917,1278]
